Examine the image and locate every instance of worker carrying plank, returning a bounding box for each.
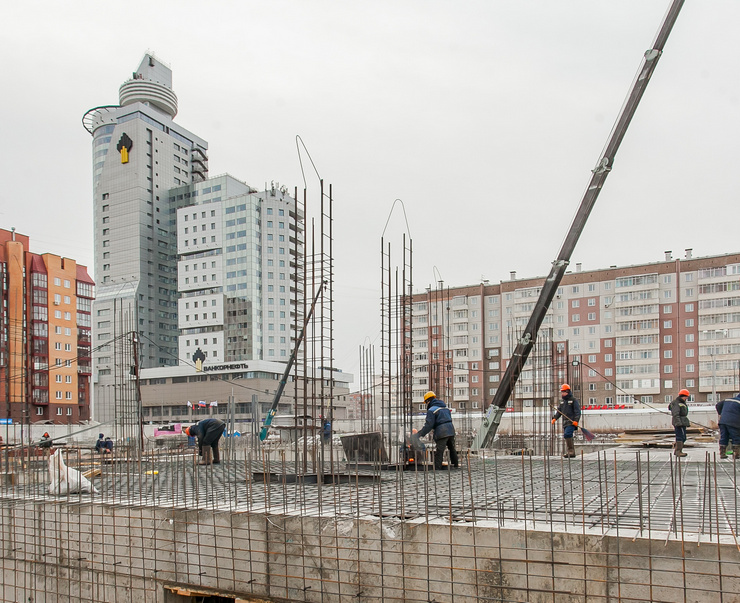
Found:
[416,391,459,470]
[552,384,581,458]
[185,418,226,465]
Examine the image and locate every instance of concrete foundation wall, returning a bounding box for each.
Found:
[2,499,739,602]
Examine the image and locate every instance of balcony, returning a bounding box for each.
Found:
[32,389,49,405]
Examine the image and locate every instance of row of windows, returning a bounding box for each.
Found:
[183,299,217,309]
[183,223,216,233]
[183,210,217,221]
[184,237,217,246]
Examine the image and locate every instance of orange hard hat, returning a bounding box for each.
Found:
[679,389,690,397]
[560,384,571,392]
[184,427,190,437]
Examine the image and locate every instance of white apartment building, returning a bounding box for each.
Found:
[408,251,740,412]
[176,176,302,366]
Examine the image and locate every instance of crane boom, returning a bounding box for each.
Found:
[472,0,684,450]
[259,280,326,441]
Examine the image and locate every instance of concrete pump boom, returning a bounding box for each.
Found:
[471,0,684,450]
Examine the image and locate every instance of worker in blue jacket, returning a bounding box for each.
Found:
[552,384,581,458]
[716,393,740,460]
[185,418,226,465]
[417,391,459,470]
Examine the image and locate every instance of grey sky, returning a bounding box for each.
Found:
[2,1,738,384]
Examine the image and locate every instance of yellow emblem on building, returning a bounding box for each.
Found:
[117,133,133,164]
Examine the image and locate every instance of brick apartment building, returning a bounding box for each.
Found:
[406,250,740,413]
[0,229,94,424]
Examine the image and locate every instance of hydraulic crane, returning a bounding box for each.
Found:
[471,0,685,450]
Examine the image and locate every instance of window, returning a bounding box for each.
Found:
[685,334,694,342]
[663,365,673,374]
[685,303,694,312]
[572,300,580,308]
[685,319,694,327]
[664,335,672,344]
[685,288,694,297]
[686,364,695,372]
[664,350,672,359]
[663,305,672,314]
[589,383,596,391]
[663,320,672,328]
[588,298,596,306]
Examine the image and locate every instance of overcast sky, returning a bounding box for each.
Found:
[2,1,739,386]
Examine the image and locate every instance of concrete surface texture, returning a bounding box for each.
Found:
[1,444,739,602]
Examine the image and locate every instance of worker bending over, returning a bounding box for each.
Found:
[552,384,581,458]
[417,391,459,470]
[716,393,740,460]
[185,418,226,465]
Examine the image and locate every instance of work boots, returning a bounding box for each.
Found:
[199,447,213,465]
[720,445,728,459]
[674,442,687,458]
[563,438,576,459]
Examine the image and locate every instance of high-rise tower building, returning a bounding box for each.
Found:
[83,54,208,423]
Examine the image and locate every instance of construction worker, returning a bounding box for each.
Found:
[669,389,691,457]
[39,432,53,450]
[716,393,740,460]
[416,391,459,470]
[552,384,580,458]
[185,418,226,465]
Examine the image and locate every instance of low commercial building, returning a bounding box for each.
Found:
[140,360,353,426]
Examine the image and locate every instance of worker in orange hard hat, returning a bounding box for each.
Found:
[551,384,580,458]
[669,389,691,457]
[39,432,53,450]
